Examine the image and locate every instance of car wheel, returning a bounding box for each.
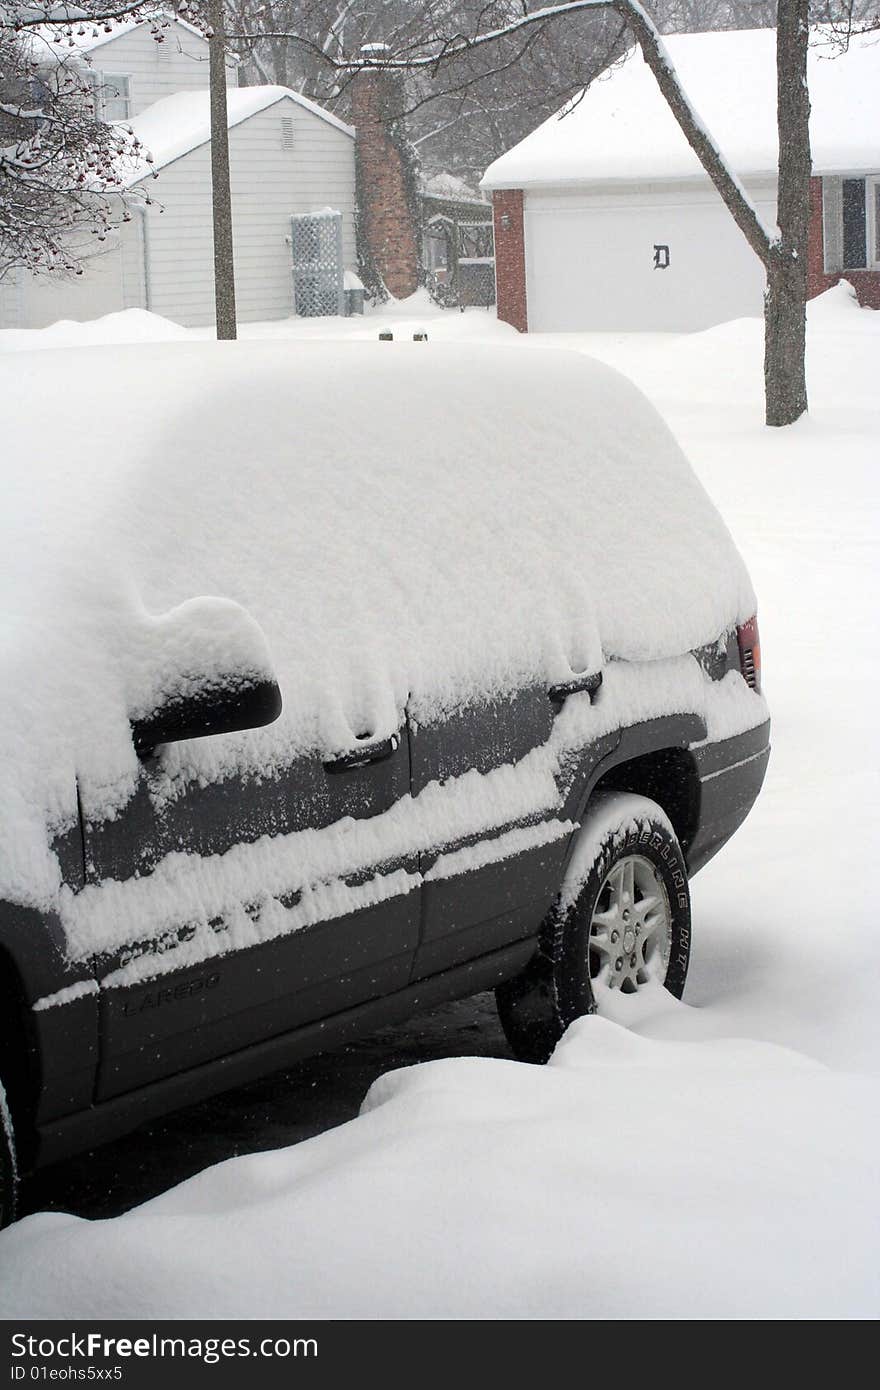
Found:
[496,792,691,1062]
[0,1080,18,1229]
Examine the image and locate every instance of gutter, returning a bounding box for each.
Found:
[137,203,153,312]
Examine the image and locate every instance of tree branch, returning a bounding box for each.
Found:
[232,0,776,268]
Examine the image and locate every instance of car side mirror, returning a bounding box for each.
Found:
[128,596,282,760]
[132,675,282,760]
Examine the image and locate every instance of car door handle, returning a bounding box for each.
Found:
[548,671,603,705]
[323,731,401,773]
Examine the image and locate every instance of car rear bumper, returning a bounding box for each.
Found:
[686,718,771,876]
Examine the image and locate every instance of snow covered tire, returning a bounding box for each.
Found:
[496,792,691,1063]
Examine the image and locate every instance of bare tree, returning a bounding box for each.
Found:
[439,0,814,426]
[7,2,238,340]
[0,9,151,278]
[10,0,871,386]
[222,0,875,183]
[396,5,629,184]
[766,0,810,423]
[223,2,631,185]
[223,0,419,94]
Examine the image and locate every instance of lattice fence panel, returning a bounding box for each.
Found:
[290,211,344,317]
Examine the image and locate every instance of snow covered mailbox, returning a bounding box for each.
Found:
[0,342,769,1222]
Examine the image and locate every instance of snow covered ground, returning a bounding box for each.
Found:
[0,285,877,1318]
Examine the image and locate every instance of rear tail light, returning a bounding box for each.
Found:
[737,615,761,693]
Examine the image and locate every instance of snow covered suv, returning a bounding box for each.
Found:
[0,341,769,1223]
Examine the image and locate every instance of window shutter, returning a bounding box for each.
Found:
[842,179,867,270]
[822,176,843,273]
[281,117,294,150]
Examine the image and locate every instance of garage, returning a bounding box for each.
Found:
[522,183,776,333]
[482,27,880,333]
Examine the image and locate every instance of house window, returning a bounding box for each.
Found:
[824,175,880,273]
[28,71,53,107]
[280,117,295,150]
[842,179,866,269]
[99,73,132,121]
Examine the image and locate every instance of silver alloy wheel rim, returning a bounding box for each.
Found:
[589,854,672,994]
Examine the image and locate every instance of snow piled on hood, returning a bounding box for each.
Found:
[0,341,754,904]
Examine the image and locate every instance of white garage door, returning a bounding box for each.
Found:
[524,183,777,332]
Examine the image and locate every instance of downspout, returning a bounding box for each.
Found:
[137,204,153,312]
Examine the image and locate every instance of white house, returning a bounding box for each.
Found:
[482,28,880,334]
[0,14,357,330]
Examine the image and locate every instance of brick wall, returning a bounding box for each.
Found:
[492,190,528,333]
[807,175,880,309]
[350,69,419,300]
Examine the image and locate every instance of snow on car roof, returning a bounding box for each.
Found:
[0,341,755,906]
[482,27,880,189]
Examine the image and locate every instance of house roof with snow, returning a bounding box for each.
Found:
[120,85,355,185]
[481,27,880,189]
[26,8,215,59]
[422,171,490,206]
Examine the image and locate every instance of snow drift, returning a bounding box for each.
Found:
[0,1015,875,1320]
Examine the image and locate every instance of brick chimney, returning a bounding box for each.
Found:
[351,48,420,300]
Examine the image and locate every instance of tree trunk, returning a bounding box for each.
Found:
[764,253,807,425]
[765,0,811,425]
[208,0,237,340]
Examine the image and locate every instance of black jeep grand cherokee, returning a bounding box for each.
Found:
[0,342,769,1223]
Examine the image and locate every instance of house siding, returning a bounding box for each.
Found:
[0,227,129,330]
[1,91,356,332]
[0,273,23,329]
[133,97,356,327]
[121,214,147,310]
[62,22,235,116]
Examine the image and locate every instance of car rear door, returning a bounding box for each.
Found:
[80,726,417,1100]
[408,683,583,980]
